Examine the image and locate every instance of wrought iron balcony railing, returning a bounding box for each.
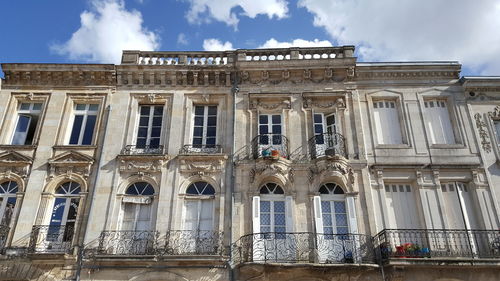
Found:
[374,229,500,260]
[96,230,159,255]
[28,225,74,254]
[121,145,165,155]
[251,134,289,159]
[162,230,224,256]
[0,225,9,253]
[232,232,375,264]
[180,144,223,154]
[308,132,346,159]
[89,230,224,257]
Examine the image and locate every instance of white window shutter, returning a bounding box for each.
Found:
[373,108,385,144]
[285,196,293,232]
[313,196,324,234]
[346,197,358,234]
[136,204,152,231]
[199,200,214,231]
[252,196,261,234]
[183,200,199,231]
[439,105,455,144]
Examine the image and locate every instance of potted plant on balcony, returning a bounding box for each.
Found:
[271,149,280,158]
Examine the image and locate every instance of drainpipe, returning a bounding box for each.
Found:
[75,104,112,281]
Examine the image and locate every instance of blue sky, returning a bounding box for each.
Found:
[1,0,500,76]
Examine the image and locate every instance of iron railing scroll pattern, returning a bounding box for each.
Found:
[308,132,346,159]
[28,225,74,254]
[251,134,289,160]
[121,145,165,155]
[180,144,223,154]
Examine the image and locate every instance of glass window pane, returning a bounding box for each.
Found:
[315,124,323,134]
[89,104,99,111]
[76,104,86,110]
[259,135,269,145]
[207,116,217,126]
[321,201,331,213]
[259,125,268,134]
[1,197,16,225]
[336,214,347,226]
[82,115,96,145]
[274,201,285,212]
[12,115,31,145]
[139,116,149,126]
[260,201,270,212]
[314,114,322,123]
[136,138,146,148]
[207,127,216,137]
[274,214,285,226]
[194,106,204,115]
[194,116,204,126]
[193,138,202,145]
[137,127,148,138]
[272,125,281,134]
[260,214,270,225]
[272,115,281,124]
[20,103,30,110]
[69,115,84,144]
[154,106,163,115]
[206,138,216,145]
[151,127,161,137]
[193,127,203,137]
[322,214,332,226]
[259,115,268,124]
[208,106,217,115]
[334,201,346,213]
[152,116,162,126]
[140,106,151,115]
[149,138,160,148]
[32,103,42,110]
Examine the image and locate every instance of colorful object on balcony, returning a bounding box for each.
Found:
[271,150,279,157]
[262,149,271,157]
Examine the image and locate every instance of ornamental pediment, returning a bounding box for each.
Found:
[49,151,94,164]
[0,151,33,178]
[248,94,292,111]
[249,158,294,184]
[48,151,94,179]
[0,151,33,164]
[302,92,347,109]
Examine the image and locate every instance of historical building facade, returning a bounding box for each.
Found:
[0,46,498,281]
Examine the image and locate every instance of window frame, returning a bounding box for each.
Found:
[191,105,218,147]
[67,103,99,145]
[10,102,43,145]
[135,105,164,149]
[422,99,456,145]
[119,182,155,231]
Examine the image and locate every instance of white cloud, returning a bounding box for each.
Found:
[203,38,234,51]
[183,0,288,28]
[51,0,159,64]
[177,33,189,45]
[298,0,500,74]
[259,38,332,49]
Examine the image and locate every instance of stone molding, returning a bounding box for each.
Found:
[178,154,227,177]
[0,150,33,179]
[48,151,94,180]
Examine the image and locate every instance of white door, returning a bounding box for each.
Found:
[183,199,214,254]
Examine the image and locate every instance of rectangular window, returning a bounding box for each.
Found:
[136,105,163,148]
[259,114,282,145]
[11,102,43,145]
[69,104,98,145]
[424,100,455,144]
[373,100,403,144]
[192,105,217,147]
[313,113,337,145]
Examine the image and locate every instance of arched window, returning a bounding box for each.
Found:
[314,183,348,235]
[253,183,290,235]
[0,181,18,226]
[183,182,215,233]
[121,182,155,231]
[50,181,81,229]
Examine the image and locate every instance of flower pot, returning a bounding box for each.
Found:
[271,150,279,157]
[262,150,271,157]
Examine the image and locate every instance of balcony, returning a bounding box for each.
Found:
[232,232,375,265]
[28,225,74,254]
[251,134,289,159]
[180,144,223,154]
[121,145,165,155]
[308,132,346,159]
[89,230,225,257]
[374,229,500,261]
[0,225,9,253]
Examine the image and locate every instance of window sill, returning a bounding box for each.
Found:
[0,144,37,150]
[53,145,98,149]
[375,144,410,149]
[429,144,464,149]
